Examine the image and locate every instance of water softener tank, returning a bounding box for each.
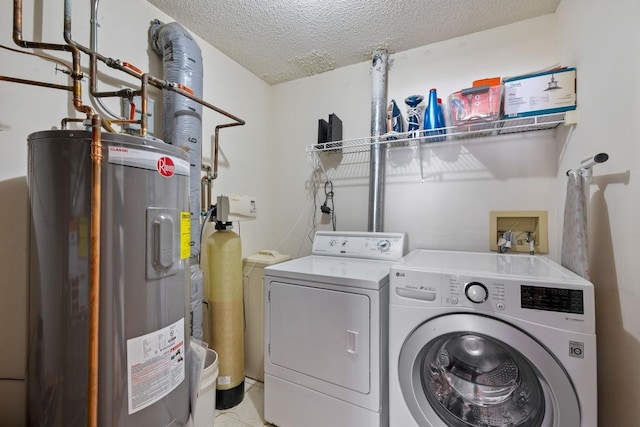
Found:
[204,224,244,409]
[27,130,191,426]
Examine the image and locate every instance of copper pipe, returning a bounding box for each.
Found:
[88,115,102,427]
[14,0,88,117]
[0,75,73,91]
[141,74,149,136]
[106,119,140,125]
[61,0,247,133]
[212,122,244,180]
[61,117,85,129]
[120,73,247,181]
[14,4,100,426]
[63,0,145,99]
[143,74,245,126]
[143,75,245,179]
[61,1,245,133]
[101,120,116,133]
[61,118,118,133]
[0,43,72,72]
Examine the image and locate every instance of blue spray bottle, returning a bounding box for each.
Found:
[423,88,444,142]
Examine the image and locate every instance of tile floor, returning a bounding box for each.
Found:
[215,378,271,427]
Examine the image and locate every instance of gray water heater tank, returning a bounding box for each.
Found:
[27,130,191,426]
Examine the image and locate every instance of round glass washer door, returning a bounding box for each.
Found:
[398,314,580,427]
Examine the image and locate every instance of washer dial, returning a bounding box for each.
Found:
[465,281,488,303]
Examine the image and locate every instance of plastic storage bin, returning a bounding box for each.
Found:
[449,84,502,126]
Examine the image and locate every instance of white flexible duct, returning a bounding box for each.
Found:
[150,20,204,340]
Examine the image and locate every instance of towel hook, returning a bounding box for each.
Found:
[566,152,609,176]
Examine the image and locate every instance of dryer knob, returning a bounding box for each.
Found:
[465,282,488,303]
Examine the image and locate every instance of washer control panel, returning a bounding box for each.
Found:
[390,269,508,312]
[312,231,407,260]
[389,250,595,333]
[445,274,506,312]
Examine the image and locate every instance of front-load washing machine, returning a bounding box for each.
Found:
[389,249,597,427]
[264,231,407,427]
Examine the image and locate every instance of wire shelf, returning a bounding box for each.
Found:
[307,112,570,154]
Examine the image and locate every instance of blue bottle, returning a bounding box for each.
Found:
[423,88,444,142]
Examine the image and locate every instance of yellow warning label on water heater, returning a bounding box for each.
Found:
[180,212,190,259]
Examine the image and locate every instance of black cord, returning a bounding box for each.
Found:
[308,167,321,242]
[322,180,336,230]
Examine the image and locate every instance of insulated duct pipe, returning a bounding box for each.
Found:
[149,21,205,340]
[368,50,388,232]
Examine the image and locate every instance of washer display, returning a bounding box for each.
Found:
[389,250,597,427]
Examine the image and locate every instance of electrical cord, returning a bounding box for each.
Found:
[321,180,336,231]
[307,166,322,242]
[307,155,336,242]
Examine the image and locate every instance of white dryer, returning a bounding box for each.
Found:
[389,249,597,427]
[264,231,407,427]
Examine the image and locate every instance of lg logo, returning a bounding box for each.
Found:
[569,341,584,359]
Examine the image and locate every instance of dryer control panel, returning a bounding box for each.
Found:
[312,231,407,260]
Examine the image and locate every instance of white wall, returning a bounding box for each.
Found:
[270,15,563,258]
[556,0,640,425]
[0,0,270,422]
[2,0,637,424]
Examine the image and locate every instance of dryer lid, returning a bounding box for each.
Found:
[264,255,394,290]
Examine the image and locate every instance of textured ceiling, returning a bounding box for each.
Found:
[147,0,560,85]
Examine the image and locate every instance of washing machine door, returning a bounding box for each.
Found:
[398,314,580,427]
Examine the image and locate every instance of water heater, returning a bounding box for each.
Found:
[27,130,191,426]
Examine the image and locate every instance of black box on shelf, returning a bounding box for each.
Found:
[316,113,343,152]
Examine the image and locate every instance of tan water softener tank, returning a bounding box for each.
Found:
[243,251,291,381]
[205,224,244,409]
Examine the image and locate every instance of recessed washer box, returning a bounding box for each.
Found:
[490,210,548,254]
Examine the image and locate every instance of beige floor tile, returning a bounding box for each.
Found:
[215,379,270,426]
[244,377,257,392]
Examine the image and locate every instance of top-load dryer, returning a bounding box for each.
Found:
[263,231,407,427]
[389,249,597,427]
